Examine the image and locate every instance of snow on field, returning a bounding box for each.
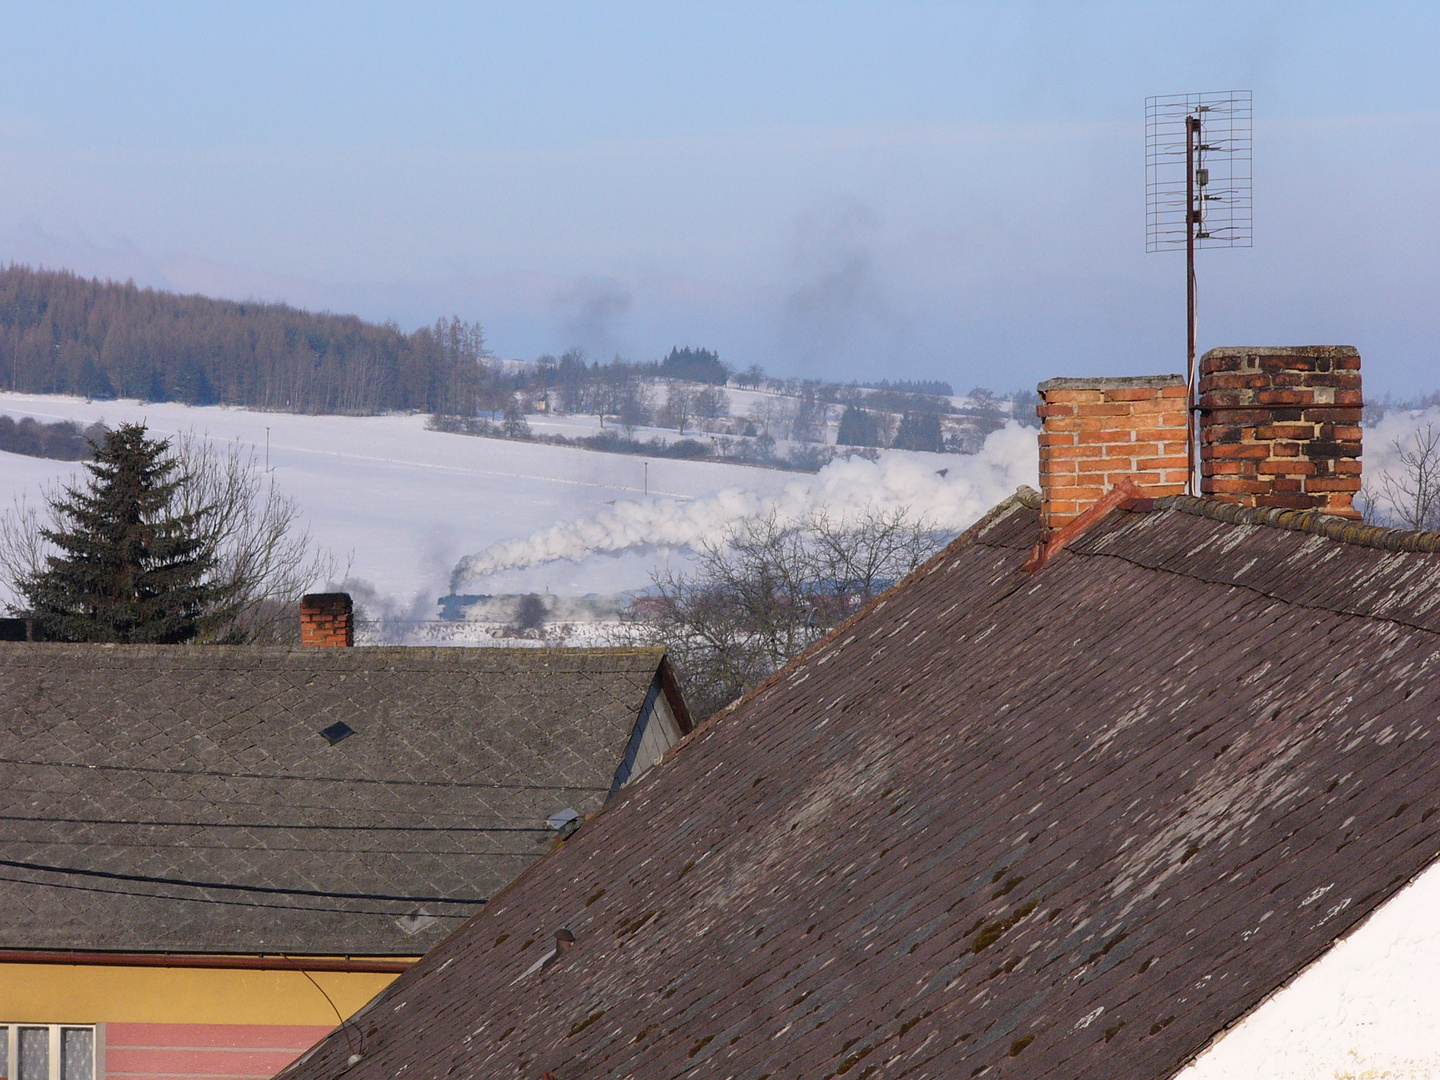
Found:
[0,393,800,607]
[0,393,1041,618]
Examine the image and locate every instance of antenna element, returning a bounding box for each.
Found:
[1146,91,1252,493]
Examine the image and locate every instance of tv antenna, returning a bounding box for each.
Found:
[1146,90,1251,491]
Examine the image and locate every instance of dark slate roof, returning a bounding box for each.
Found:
[280,491,1440,1080]
[0,645,677,956]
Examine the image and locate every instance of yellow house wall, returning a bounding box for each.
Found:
[0,961,410,1024]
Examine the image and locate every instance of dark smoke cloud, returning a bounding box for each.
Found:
[333,577,435,644]
[778,199,905,367]
[555,276,633,352]
[333,532,458,643]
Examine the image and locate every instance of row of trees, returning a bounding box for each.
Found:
[522,348,729,419]
[0,415,107,460]
[1,266,1021,439]
[518,359,1022,450]
[0,267,762,424]
[855,378,954,397]
[837,406,948,452]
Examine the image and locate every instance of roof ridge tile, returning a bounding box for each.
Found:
[1148,495,1440,553]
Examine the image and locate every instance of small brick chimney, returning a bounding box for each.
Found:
[300,593,354,647]
[1036,376,1190,532]
[1197,346,1362,518]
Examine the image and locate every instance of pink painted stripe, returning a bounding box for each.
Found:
[112,1048,324,1059]
[103,1022,336,1080]
[107,1047,311,1072]
[106,1023,334,1049]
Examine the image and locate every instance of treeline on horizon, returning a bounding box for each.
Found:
[0,266,752,417]
[0,265,502,415]
[0,265,1021,426]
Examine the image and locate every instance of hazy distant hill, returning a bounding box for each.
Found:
[0,265,486,415]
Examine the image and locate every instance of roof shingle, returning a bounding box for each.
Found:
[278,493,1440,1080]
[0,645,671,955]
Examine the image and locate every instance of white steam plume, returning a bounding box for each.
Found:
[449,424,1038,590]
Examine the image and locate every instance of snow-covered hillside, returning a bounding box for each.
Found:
[0,392,1040,627]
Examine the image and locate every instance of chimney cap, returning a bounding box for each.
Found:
[302,592,352,607]
[1037,374,1185,392]
[1200,345,1358,361]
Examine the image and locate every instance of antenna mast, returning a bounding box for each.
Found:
[1147,91,1252,492]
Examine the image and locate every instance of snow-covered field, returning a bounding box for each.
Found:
[6,389,1437,636]
[0,393,1040,625]
[6,389,1437,648]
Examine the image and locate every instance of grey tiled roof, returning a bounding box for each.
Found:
[281,493,1440,1080]
[0,645,670,955]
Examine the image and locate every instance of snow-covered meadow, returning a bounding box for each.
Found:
[0,393,1040,625]
[7,389,1440,636]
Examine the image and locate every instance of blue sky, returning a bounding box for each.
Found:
[1,2,1437,393]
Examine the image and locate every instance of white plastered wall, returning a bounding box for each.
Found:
[1177,858,1440,1080]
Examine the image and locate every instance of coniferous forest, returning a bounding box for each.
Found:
[0,265,489,415]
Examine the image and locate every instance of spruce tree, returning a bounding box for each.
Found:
[836,405,881,447]
[893,410,943,453]
[20,423,217,643]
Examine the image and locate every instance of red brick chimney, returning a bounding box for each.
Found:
[1197,346,1362,518]
[1036,376,1190,532]
[300,593,354,647]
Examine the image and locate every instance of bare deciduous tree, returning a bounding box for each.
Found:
[618,507,949,719]
[173,433,338,641]
[1366,423,1440,531]
[692,385,730,420]
[502,400,532,438]
[659,384,696,434]
[617,381,651,436]
[790,390,827,443]
[0,496,48,610]
[0,430,335,643]
[747,395,791,437]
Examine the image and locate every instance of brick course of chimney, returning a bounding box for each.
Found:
[300,593,354,647]
[1035,375,1190,532]
[1198,346,1362,519]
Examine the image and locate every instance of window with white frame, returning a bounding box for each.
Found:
[0,1025,97,1080]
